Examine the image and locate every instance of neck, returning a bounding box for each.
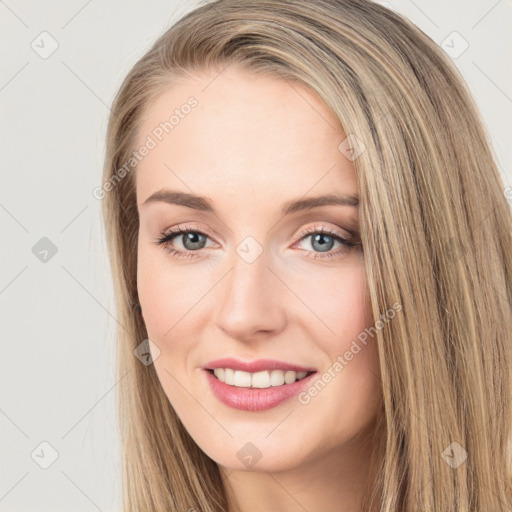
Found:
[219,419,383,512]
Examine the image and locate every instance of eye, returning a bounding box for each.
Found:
[153,224,216,260]
[153,224,361,261]
[292,225,361,261]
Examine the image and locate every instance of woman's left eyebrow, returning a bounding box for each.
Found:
[139,189,359,214]
[281,193,359,215]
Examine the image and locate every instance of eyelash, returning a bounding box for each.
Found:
[153,224,361,261]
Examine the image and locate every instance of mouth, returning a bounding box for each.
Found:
[203,367,318,412]
[205,368,317,389]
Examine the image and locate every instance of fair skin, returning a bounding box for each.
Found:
[135,66,383,512]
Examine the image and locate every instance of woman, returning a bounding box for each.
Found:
[101,0,512,510]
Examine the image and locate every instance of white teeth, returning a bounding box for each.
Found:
[212,368,310,388]
[270,370,284,386]
[284,370,296,384]
[233,370,252,387]
[251,370,271,388]
[224,368,235,385]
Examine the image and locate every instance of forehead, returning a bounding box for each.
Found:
[134,67,357,206]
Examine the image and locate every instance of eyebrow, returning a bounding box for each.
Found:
[140,189,359,215]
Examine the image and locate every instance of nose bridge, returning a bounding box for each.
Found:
[214,241,285,339]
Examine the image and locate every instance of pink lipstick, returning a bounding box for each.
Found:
[203,357,317,412]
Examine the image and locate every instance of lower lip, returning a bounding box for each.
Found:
[204,369,316,411]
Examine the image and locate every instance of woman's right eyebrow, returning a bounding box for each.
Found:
[140,189,214,211]
[139,189,359,214]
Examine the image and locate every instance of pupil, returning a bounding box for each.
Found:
[184,232,205,250]
[312,233,334,252]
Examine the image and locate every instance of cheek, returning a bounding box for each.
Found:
[293,262,371,342]
[136,245,203,340]
[323,266,379,384]
[136,249,199,405]
[137,248,180,352]
[294,264,381,412]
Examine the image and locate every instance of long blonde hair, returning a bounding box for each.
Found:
[101,1,512,510]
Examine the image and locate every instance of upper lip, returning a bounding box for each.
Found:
[204,357,317,373]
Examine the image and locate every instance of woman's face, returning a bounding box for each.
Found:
[135,66,382,472]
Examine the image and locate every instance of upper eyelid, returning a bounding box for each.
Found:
[295,224,351,239]
[161,224,219,244]
[158,223,354,246]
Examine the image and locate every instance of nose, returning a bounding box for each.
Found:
[214,247,287,341]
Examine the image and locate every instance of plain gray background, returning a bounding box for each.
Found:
[1,1,510,511]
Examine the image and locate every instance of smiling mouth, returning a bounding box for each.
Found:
[206,368,316,388]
